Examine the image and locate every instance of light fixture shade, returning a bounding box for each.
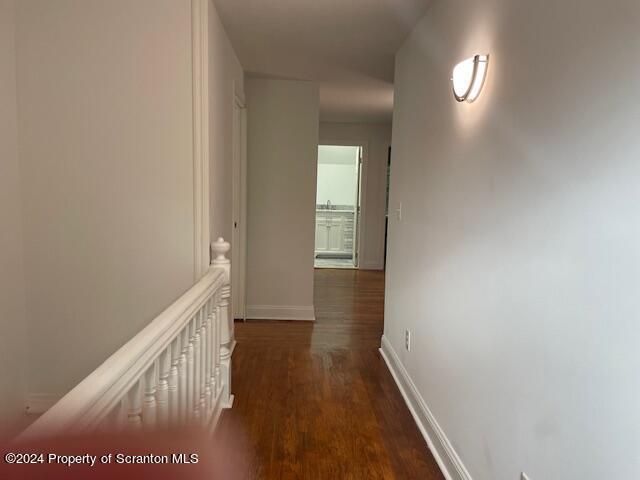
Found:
[452,54,489,103]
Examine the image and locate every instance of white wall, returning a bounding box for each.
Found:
[209,0,244,243]
[0,0,27,432]
[385,1,640,479]
[16,0,196,396]
[319,123,391,270]
[246,79,319,321]
[316,146,359,206]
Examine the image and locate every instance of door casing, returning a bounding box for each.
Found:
[315,140,369,269]
[231,86,247,319]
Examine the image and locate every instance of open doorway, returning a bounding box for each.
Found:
[314,144,363,269]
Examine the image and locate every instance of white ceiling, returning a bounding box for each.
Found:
[213,0,430,124]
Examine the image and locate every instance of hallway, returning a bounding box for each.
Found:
[225,269,444,479]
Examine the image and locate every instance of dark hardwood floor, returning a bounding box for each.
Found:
[222,269,444,479]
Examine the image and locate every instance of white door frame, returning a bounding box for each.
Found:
[316,140,369,269]
[231,85,247,319]
[353,146,363,265]
[191,0,210,280]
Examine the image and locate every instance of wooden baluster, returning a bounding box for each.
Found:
[204,299,213,410]
[211,297,218,397]
[168,337,180,426]
[127,380,142,430]
[142,362,157,428]
[207,293,220,401]
[193,313,202,421]
[178,327,188,425]
[156,348,170,427]
[200,304,209,418]
[215,302,222,396]
[187,318,196,422]
[212,237,232,408]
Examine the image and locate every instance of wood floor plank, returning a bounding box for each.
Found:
[222,269,444,479]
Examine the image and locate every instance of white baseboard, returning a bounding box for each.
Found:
[246,305,315,321]
[25,393,61,415]
[359,260,384,270]
[379,335,472,480]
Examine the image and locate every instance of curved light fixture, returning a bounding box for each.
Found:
[452,54,489,103]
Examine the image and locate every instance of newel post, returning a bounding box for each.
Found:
[211,237,233,408]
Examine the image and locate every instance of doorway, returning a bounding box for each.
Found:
[314,144,363,269]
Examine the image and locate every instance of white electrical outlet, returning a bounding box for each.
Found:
[405,329,411,351]
[396,201,402,221]
[521,473,531,480]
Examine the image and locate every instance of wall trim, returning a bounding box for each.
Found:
[379,335,472,480]
[192,0,210,280]
[25,394,61,415]
[231,81,248,320]
[246,305,316,321]
[359,260,384,271]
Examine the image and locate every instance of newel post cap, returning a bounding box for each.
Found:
[211,237,231,284]
[211,237,230,263]
[211,237,230,265]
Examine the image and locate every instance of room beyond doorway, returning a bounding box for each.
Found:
[315,145,363,269]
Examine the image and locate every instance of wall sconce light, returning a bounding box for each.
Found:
[452,54,489,103]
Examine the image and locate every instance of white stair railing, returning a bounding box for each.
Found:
[17,237,234,441]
